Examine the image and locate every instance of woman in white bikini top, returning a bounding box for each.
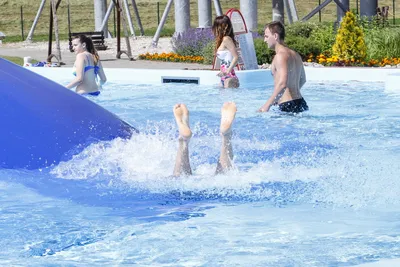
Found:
[212,15,240,88]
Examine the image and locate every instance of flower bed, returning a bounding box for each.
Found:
[138,52,204,63]
[308,53,400,67]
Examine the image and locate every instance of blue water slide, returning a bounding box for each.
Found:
[0,58,137,170]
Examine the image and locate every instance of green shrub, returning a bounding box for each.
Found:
[364,27,400,60]
[253,38,274,64]
[310,23,336,53]
[201,41,215,65]
[285,22,318,38]
[332,11,367,61]
[358,14,382,33]
[285,36,322,60]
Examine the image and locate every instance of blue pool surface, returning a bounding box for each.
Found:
[1,79,400,266]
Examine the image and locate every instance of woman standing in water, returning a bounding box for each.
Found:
[66,34,107,96]
[212,15,240,88]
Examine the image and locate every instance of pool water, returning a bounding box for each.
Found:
[1,80,399,266]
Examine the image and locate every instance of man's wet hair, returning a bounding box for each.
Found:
[264,21,285,41]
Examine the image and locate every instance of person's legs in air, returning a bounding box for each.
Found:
[215,102,237,174]
[173,103,192,176]
[172,102,237,176]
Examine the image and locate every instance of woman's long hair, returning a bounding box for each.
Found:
[212,15,237,50]
[76,34,100,64]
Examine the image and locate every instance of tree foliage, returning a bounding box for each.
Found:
[332,11,367,61]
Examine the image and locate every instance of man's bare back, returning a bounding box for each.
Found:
[271,46,305,104]
[259,21,308,113]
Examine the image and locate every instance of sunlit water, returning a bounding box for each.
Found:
[1,79,400,266]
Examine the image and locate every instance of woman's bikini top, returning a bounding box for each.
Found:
[72,53,99,76]
[216,50,234,66]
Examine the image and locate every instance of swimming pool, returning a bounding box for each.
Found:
[1,70,400,266]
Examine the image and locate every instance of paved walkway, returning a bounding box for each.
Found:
[0,46,212,70]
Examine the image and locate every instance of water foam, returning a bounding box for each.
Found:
[47,80,400,209]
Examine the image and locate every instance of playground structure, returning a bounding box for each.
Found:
[26,0,385,40]
[151,0,381,46]
[26,0,139,63]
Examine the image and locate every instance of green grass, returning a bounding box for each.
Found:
[0,55,39,65]
[3,29,175,44]
[143,27,175,37]
[2,33,70,43]
[0,55,24,65]
[1,0,399,42]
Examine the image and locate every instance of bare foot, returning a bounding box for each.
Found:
[220,102,237,135]
[173,103,192,140]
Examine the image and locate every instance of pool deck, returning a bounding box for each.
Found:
[0,46,209,70]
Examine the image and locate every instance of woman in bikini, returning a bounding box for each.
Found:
[66,34,107,96]
[212,15,240,89]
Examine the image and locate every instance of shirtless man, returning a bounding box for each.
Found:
[172,102,237,176]
[258,21,308,113]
